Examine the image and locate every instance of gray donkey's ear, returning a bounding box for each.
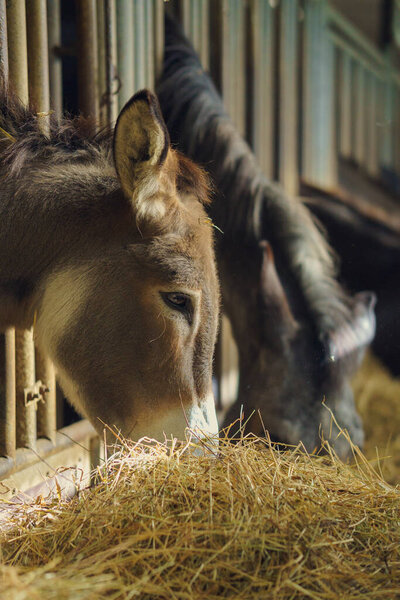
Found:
[113,89,170,201]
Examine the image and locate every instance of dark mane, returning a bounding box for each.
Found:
[0,80,112,177]
[157,15,352,334]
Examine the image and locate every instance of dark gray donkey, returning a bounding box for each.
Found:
[0,85,220,444]
[157,16,376,458]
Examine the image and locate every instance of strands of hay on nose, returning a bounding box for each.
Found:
[1,431,400,600]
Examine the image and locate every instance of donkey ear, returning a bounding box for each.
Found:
[113,89,170,200]
[323,291,376,366]
[259,241,298,341]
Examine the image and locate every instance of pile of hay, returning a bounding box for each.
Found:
[354,352,400,485]
[1,434,399,599]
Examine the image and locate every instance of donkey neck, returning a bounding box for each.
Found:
[0,159,130,328]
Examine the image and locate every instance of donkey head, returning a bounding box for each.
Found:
[221,240,375,458]
[34,91,220,443]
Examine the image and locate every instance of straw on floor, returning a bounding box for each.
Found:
[1,426,399,600]
[354,351,400,485]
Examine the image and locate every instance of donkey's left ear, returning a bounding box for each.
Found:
[113,89,170,200]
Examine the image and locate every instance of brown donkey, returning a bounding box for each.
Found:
[0,88,220,443]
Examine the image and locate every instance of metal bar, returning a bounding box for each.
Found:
[0,331,15,458]
[0,0,8,80]
[77,0,99,119]
[47,0,62,117]
[4,330,16,457]
[248,0,275,178]
[279,0,299,195]
[302,0,336,190]
[366,72,379,178]
[338,50,352,159]
[97,0,107,127]
[6,0,36,451]
[26,0,56,444]
[144,0,155,90]
[6,0,28,104]
[153,0,164,83]
[35,351,56,443]
[116,0,134,109]
[134,0,146,91]
[104,0,118,123]
[26,0,50,119]
[179,0,209,69]
[354,63,366,167]
[15,330,36,450]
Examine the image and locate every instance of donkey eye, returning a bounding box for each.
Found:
[161,292,191,311]
[160,292,194,325]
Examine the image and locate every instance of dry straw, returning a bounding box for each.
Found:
[1,423,400,600]
[354,352,400,485]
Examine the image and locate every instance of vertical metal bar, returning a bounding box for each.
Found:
[354,63,366,168]
[35,351,56,443]
[338,50,352,159]
[248,0,275,178]
[6,0,28,104]
[0,0,8,80]
[6,0,37,450]
[47,0,62,117]
[97,0,107,127]
[234,0,245,138]
[0,331,16,458]
[77,0,99,119]
[302,0,336,189]
[134,0,146,91]
[144,0,154,90]
[179,0,209,69]
[26,0,56,444]
[366,73,379,178]
[26,0,50,120]
[279,0,298,195]
[4,329,16,456]
[200,0,210,69]
[153,0,164,83]
[116,0,134,109]
[393,84,400,178]
[0,2,12,459]
[15,330,36,449]
[104,0,118,123]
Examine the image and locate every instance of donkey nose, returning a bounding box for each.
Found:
[186,393,219,450]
